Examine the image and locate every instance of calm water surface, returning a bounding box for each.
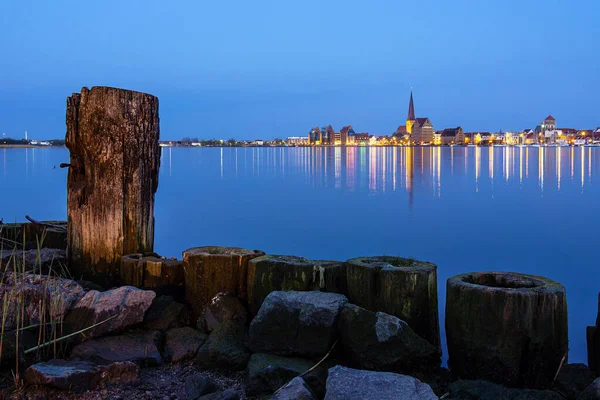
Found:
[1,146,598,363]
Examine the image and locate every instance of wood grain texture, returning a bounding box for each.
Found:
[66,86,160,285]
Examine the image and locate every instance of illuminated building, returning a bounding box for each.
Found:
[412,118,434,144]
[406,90,416,134]
[339,125,354,145]
[440,127,465,145]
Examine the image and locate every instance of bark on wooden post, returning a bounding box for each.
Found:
[66,86,160,286]
[446,272,568,389]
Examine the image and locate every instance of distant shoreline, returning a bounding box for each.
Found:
[0,145,66,148]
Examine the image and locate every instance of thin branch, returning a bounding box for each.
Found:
[24,314,117,354]
[272,339,338,396]
[25,216,67,232]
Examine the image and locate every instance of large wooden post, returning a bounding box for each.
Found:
[66,86,160,285]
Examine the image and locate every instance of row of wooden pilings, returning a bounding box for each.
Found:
[62,86,570,390]
[119,249,569,390]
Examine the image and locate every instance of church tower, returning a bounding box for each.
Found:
[406,90,416,134]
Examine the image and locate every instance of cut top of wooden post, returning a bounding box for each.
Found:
[66,86,160,286]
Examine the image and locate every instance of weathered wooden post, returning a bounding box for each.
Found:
[446,272,568,389]
[345,256,440,349]
[66,86,160,286]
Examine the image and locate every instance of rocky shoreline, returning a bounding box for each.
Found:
[0,239,598,400]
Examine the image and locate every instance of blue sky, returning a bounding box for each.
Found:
[1,0,598,140]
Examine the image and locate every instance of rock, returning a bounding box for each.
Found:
[199,292,248,333]
[65,286,155,339]
[0,248,67,271]
[448,379,564,400]
[346,256,440,349]
[70,330,162,365]
[270,376,316,400]
[249,291,347,357]
[324,365,437,400]
[0,330,37,367]
[183,372,217,399]
[553,364,595,400]
[165,327,207,363]
[24,359,138,392]
[338,303,440,372]
[247,255,347,315]
[246,353,318,396]
[580,378,600,400]
[446,272,568,389]
[183,246,265,317]
[197,389,240,400]
[195,321,249,371]
[144,295,190,332]
[0,272,84,331]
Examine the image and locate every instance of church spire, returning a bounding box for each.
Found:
[407,90,415,121]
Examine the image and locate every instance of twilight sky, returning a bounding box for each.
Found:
[1,0,598,140]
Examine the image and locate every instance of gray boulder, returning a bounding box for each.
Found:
[579,378,600,400]
[249,291,347,357]
[165,327,208,363]
[448,380,564,400]
[271,377,316,400]
[338,303,440,372]
[144,295,190,331]
[24,359,138,392]
[183,372,218,399]
[246,353,324,397]
[553,363,595,400]
[199,292,248,333]
[65,286,155,338]
[195,320,250,371]
[197,389,241,400]
[324,365,437,400]
[70,330,162,365]
[0,272,84,331]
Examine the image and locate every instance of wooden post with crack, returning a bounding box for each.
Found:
[66,86,160,286]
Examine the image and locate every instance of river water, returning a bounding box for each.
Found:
[2,145,598,363]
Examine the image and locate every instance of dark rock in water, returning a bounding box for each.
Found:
[446,272,568,389]
[24,359,138,392]
[183,372,217,399]
[165,327,207,363]
[580,378,600,400]
[195,320,249,371]
[70,330,162,365]
[552,363,595,400]
[65,286,155,339]
[0,272,84,332]
[338,303,440,372]
[324,365,437,400]
[249,290,347,357]
[198,292,248,333]
[245,353,325,397]
[197,389,240,400]
[448,379,564,400]
[144,295,190,332]
[270,377,316,400]
[247,255,348,315]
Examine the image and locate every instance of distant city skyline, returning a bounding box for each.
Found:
[1,1,599,140]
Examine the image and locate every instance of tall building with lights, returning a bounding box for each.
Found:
[406,91,416,134]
